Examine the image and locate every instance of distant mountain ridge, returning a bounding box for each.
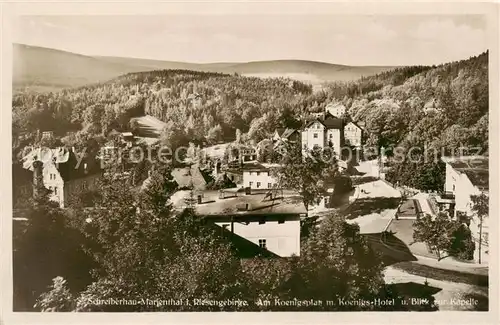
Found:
[13,43,395,92]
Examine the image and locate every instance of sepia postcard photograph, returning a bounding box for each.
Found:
[1,1,499,324]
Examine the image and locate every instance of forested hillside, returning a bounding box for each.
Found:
[327,51,489,190]
[12,51,488,190]
[12,69,314,158]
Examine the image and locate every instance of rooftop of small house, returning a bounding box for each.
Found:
[275,128,297,139]
[172,189,307,217]
[304,112,343,130]
[281,128,298,139]
[442,156,489,190]
[142,165,208,192]
[240,162,282,172]
[346,121,364,130]
[171,165,207,190]
[21,147,102,182]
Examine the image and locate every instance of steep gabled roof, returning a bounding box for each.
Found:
[281,128,298,139]
[171,164,207,190]
[346,121,364,131]
[442,156,489,190]
[274,128,286,136]
[304,119,326,129]
[22,147,102,182]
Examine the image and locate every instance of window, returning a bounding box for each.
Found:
[259,220,266,225]
[278,219,285,224]
[54,187,58,195]
[452,184,455,191]
[82,181,87,190]
[313,133,318,138]
[258,239,267,248]
[268,183,272,188]
[257,182,261,188]
[256,172,260,176]
[329,134,333,138]
[249,181,253,187]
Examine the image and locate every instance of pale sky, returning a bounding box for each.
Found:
[13,15,488,66]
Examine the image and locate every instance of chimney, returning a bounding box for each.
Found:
[197,195,202,204]
[32,160,44,199]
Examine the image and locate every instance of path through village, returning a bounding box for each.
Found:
[332,160,489,311]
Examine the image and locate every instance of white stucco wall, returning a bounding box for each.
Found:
[216,219,300,257]
[326,129,341,157]
[450,168,488,264]
[454,174,480,215]
[243,170,278,189]
[444,163,461,193]
[302,122,326,152]
[43,163,65,207]
[326,104,346,117]
[344,122,362,147]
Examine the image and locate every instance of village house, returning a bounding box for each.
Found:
[301,112,344,158]
[226,144,257,163]
[437,156,489,263]
[272,128,299,145]
[172,189,306,257]
[241,162,281,189]
[171,164,207,190]
[344,121,364,148]
[325,102,347,118]
[22,147,103,208]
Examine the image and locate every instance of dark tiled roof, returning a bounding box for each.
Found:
[173,189,307,216]
[443,156,489,190]
[304,113,343,130]
[463,169,489,190]
[171,165,207,190]
[240,162,270,171]
[323,115,343,129]
[22,147,102,182]
[281,128,298,139]
[447,157,488,170]
[275,128,286,136]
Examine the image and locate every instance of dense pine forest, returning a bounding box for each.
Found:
[12,51,488,190]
